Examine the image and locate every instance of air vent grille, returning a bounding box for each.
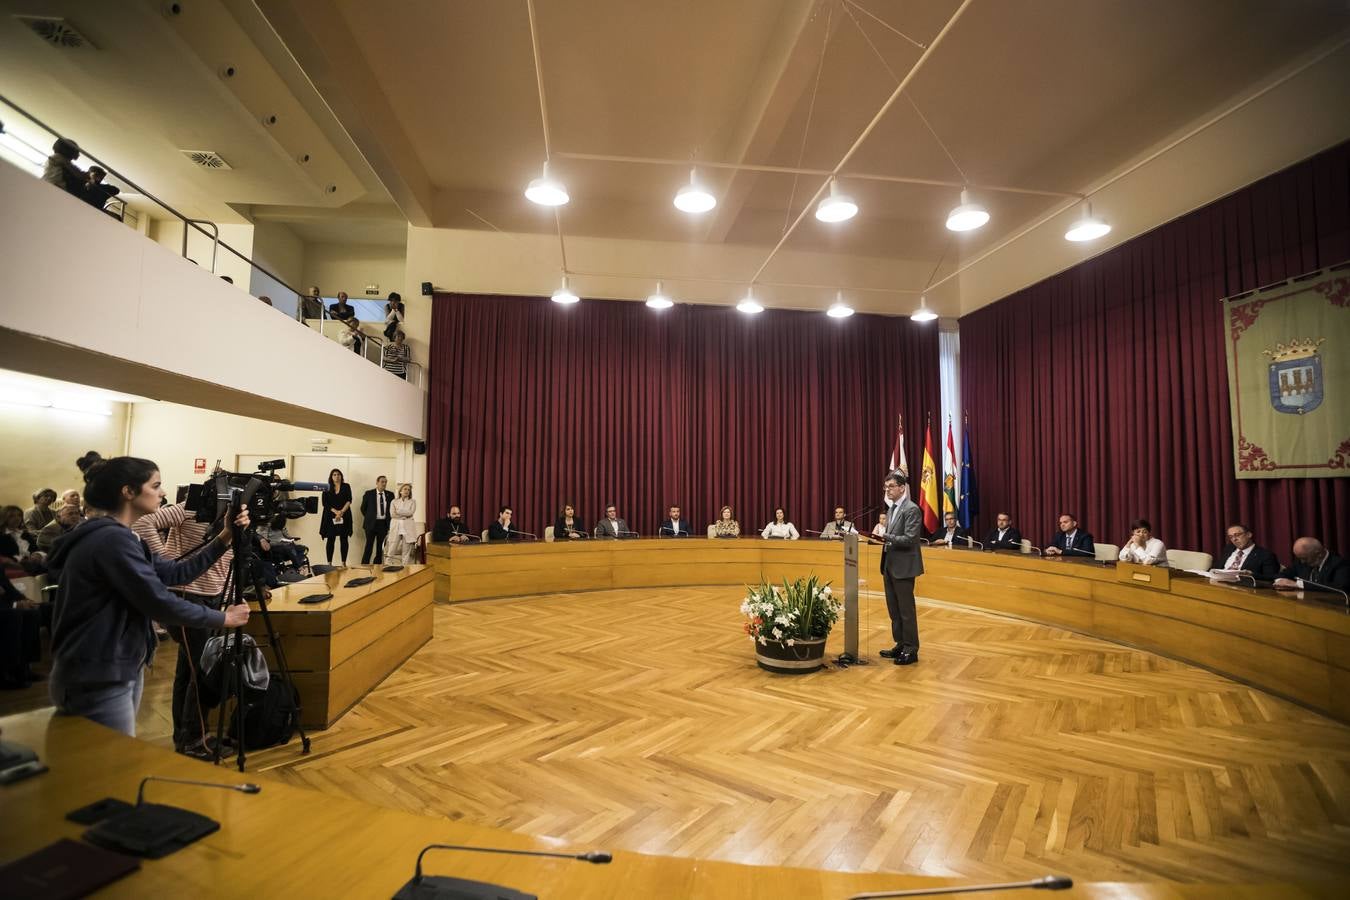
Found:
[14,16,95,49]
[180,150,232,170]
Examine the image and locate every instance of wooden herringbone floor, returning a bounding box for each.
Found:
[17,587,1350,882]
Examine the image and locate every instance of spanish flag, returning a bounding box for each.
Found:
[919,417,940,533]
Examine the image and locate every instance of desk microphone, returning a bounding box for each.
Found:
[919,538,930,545]
[803,529,838,539]
[512,530,539,541]
[395,843,611,900]
[848,874,1072,899]
[1024,544,1045,557]
[138,776,261,805]
[618,529,642,538]
[1294,579,1350,603]
[1062,546,1096,557]
[964,536,985,550]
[563,528,590,540]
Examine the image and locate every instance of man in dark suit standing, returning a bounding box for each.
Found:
[1044,513,1094,557]
[659,505,691,538]
[929,511,969,547]
[984,512,1023,550]
[1215,523,1280,580]
[359,476,394,564]
[878,472,924,665]
[1274,537,1349,595]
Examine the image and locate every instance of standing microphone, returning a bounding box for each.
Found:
[395,843,611,900]
[848,874,1072,899]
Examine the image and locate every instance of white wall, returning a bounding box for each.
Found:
[0,399,128,512]
[148,218,256,288]
[251,220,307,319]
[302,241,406,302]
[0,160,424,441]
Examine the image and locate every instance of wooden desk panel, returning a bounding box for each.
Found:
[247,566,434,728]
[5,710,1328,899]
[427,541,1350,723]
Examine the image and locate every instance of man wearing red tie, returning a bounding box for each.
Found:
[1215,523,1280,580]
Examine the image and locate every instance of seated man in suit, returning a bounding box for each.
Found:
[433,506,473,543]
[929,511,969,547]
[659,505,691,538]
[594,505,631,539]
[1216,522,1280,580]
[487,506,520,542]
[820,506,857,540]
[1273,537,1349,595]
[1044,513,1094,557]
[984,512,1022,550]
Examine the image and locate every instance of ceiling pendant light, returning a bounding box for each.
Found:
[645,281,673,309]
[736,288,764,315]
[525,160,569,207]
[550,275,579,304]
[814,178,858,223]
[826,290,854,318]
[1065,200,1111,242]
[910,295,937,322]
[945,188,989,232]
[673,168,717,214]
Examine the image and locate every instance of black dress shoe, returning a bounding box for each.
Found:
[878,646,902,659]
[893,651,919,666]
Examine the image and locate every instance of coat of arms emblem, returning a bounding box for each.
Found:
[1264,337,1326,415]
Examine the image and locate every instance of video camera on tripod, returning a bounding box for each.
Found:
[177,459,322,528]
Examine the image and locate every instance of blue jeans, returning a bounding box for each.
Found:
[50,669,145,737]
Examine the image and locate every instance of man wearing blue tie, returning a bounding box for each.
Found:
[659,505,691,538]
[1044,513,1095,557]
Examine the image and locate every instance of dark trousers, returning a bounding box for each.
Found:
[171,592,217,750]
[0,606,42,685]
[325,534,349,564]
[361,525,389,564]
[882,572,919,653]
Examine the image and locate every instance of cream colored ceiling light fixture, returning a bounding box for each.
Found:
[645,281,673,309]
[815,179,858,223]
[910,296,937,322]
[550,275,579,304]
[673,168,716,213]
[826,291,854,318]
[736,289,764,314]
[1065,200,1111,242]
[945,188,989,232]
[525,161,569,207]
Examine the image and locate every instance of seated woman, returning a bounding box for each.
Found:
[1117,518,1167,566]
[711,505,740,539]
[761,508,800,540]
[554,503,586,540]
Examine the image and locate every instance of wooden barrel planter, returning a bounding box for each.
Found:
[754,637,827,674]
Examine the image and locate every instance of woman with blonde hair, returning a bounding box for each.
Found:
[712,505,740,539]
[385,483,418,565]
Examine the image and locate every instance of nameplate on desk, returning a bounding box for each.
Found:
[1115,562,1171,591]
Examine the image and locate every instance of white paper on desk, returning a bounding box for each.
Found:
[1198,568,1240,582]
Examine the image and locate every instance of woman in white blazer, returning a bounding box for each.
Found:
[384,483,418,565]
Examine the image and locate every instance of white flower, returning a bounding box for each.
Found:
[771,627,782,639]
[774,615,790,627]
[822,586,832,596]
[786,638,796,647]
[758,636,767,645]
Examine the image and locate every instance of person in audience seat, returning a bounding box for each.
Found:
[1117,518,1167,565]
[820,507,856,539]
[1044,514,1094,557]
[1274,538,1349,595]
[984,512,1022,550]
[761,508,799,540]
[37,502,83,554]
[930,511,968,547]
[712,505,740,538]
[1216,523,1280,580]
[24,488,58,533]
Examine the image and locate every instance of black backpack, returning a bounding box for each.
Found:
[228,677,300,750]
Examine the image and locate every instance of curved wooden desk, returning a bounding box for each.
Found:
[427,540,1350,724]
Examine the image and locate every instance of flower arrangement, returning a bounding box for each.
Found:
[740,575,840,646]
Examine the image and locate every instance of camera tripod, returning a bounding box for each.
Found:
[211,511,312,771]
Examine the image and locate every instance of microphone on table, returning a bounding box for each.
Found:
[964,536,985,550]
[83,776,261,859]
[919,538,930,545]
[658,525,672,538]
[847,874,1072,899]
[395,843,612,900]
[1062,545,1096,557]
[512,530,539,542]
[618,529,642,539]
[1024,544,1045,557]
[803,529,837,540]
[1295,579,1350,604]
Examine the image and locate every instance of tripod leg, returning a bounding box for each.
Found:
[243,555,312,754]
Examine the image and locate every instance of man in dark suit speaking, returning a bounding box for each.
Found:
[878,472,924,666]
[360,475,394,565]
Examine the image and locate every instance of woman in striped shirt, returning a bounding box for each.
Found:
[383,330,411,379]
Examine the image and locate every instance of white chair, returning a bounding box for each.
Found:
[544,526,555,543]
[1095,543,1119,562]
[480,529,489,542]
[707,524,717,539]
[1166,549,1214,571]
[1020,538,1033,554]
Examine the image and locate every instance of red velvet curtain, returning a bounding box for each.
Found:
[427,296,940,537]
[960,141,1350,559]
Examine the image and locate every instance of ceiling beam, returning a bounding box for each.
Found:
[255,0,436,227]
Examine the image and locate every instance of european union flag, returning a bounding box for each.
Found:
[959,419,978,530]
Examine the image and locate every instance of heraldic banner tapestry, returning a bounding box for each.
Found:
[1224,267,1349,479]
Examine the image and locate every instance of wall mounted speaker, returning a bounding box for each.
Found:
[413,441,426,455]
[421,282,433,296]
